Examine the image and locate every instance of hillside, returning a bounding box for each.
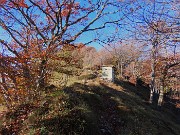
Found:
[0,78,179,135]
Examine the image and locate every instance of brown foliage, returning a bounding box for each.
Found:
[0,0,125,108]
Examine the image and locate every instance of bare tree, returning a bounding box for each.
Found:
[122,0,180,104]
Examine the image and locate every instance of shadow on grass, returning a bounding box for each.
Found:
[1,80,180,135]
[40,83,155,135]
[36,80,180,135]
[114,79,150,101]
[36,82,138,135]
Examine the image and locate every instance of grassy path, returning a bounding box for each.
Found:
[0,79,179,135]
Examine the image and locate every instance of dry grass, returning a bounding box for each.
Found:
[0,105,7,113]
[0,77,180,135]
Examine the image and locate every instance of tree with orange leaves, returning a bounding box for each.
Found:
[0,0,129,108]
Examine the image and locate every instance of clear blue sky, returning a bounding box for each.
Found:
[0,0,125,51]
[0,0,179,53]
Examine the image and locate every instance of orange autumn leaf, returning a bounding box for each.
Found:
[8,0,28,8]
[0,0,6,5]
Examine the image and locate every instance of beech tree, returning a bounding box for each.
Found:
[97,41,142,80]
[122,0,179,104]
[95,48,113,66]
[80,46,97,70]
[0,0,131,107]
[156,55,180,106]
[110,41,141,78]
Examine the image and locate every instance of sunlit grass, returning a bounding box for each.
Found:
[1,77,180,135]
[0,105,7,112]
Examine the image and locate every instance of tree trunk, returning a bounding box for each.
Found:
[158,86,164,106]
[120,62,123,78]
[149,84,154,104]
[118,58,123,78]
[22,64,32,100]
[149,62,156,103]
[1,73,12,109]
[38,60,47,89]
[149,42,156,103]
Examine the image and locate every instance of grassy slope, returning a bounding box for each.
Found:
[0,78,179,135]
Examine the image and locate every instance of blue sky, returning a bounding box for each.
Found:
[0,0,179,53]
[0,0,126,51]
